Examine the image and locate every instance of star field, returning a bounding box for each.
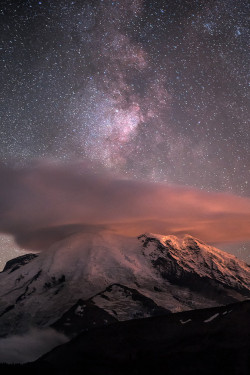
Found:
[0,0,249,195]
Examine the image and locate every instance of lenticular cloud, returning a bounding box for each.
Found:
[0,161,250,251]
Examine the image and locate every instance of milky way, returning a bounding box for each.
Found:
[1,0,249,194]
[0,0,249,264]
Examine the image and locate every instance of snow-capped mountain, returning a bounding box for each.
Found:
[0,232,249,337]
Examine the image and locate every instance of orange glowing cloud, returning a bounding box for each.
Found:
[0,162,249,251]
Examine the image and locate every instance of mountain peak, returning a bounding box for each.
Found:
[139,232,250,292]
[138,232,206,250]
[139,232,180,246]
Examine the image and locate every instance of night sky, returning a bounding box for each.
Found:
[0,0,249,266]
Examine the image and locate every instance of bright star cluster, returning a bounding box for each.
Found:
[0,0,249,196]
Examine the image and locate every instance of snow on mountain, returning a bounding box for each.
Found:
[139,233,250,293]
[52,283,168,337]
[0,232,249,337]
[90,283,168,321]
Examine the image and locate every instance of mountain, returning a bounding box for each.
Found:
[1,300,250,374]
[0,232,249,337]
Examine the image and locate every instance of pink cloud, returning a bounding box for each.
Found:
[0,162,249,250]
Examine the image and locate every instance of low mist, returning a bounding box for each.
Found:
[0,328,68,363]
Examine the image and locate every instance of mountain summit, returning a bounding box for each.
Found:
[0,232,249,336]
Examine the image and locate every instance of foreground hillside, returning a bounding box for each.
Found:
[1,300,249,375]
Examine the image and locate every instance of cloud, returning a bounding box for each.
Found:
[0,328,68,363]
[0,161,250,251]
